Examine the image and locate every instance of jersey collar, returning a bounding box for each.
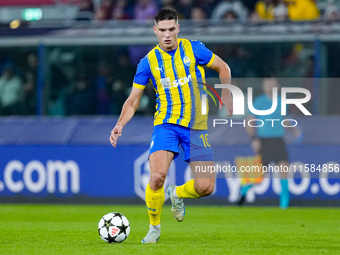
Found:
[157,39,181,56]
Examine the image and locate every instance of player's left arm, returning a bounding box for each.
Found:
[208,55,233,116]
[110,86,144,148]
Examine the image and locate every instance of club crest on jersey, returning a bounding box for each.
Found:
[183,56,191,67]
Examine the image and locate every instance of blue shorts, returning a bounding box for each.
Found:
[149,123,214,162]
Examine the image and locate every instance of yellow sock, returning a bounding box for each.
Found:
[145,183,165,226]
[176,179,201,199]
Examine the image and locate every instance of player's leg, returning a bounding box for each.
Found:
[142,150,174,243]
[167,127,215,222]
[147,150,174,225]
[168,160,215,221]
[142,124,179,243]
[274,138,290,209]
[278,160,290,209]
[171,161,215,205]
[179,127,215,197]
[187,160,215,197]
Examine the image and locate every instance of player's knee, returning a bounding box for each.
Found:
[149,172,166,190]
[196,181,215,197]
[202,185,214,197]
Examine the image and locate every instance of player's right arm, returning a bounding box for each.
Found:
[110,86,144,148]
[110,56,150,148]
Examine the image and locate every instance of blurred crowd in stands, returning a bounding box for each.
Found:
[0,0,338,22]
[74,0,340,22]
[1,41,340,117]
[0,53,38,116]
[0,48,158,116]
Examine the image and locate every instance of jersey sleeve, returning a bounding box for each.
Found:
[133,56,151,90]
[190,40,215,67]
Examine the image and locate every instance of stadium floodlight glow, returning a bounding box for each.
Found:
[22,8,43,21]
[9,19,21,29]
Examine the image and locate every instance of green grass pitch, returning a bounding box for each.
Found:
[0,204,339,254]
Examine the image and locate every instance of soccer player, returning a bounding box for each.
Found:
[110,8,233,243]
[239,77,303,208]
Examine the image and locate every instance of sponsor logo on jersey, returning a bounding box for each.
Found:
[160,75,192,89]
[160,77,171,89]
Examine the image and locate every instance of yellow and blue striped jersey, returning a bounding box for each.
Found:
[133,38,215,130]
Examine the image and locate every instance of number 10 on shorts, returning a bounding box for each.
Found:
[199,134,211,148]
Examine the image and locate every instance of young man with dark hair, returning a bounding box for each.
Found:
[110,8,233,243]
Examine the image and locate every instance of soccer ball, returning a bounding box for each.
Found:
[98,212,130,243]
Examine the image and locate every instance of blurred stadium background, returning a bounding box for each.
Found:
[0,0,339,206]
